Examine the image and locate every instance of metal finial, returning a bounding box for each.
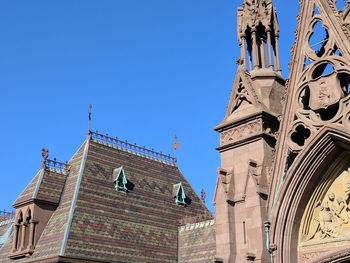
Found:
[172,134,180,165]
[88,104,92,135]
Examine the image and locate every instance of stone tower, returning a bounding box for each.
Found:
[213,0,285,262]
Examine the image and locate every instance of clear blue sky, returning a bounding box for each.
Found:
[0,1,301,213]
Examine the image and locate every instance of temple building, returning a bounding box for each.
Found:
[2,0,350,262]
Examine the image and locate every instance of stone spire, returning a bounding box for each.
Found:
[238,0,281,73]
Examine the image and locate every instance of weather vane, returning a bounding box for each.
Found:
[172,134,180,165]
[88,104,92,136]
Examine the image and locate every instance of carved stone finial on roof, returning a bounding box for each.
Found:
[41,148,49,168]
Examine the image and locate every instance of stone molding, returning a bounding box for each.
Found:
[271,129,350,263]
[220,119,263,146]
[269,0,350,221]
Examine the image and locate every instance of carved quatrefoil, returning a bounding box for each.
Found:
[291,125,311,147]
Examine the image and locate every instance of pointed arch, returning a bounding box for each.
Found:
[24,207,31,222]
[269,0,350,215]
[271,127,350,262]
[16,210,23,224]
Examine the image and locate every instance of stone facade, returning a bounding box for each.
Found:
[214,0,350,262]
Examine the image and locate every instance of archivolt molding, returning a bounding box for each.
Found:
[271,128,350,263]
[268,1,350,259]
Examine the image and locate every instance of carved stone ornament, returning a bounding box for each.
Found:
[220,119,263,145]
[299,168,350,249]
[230,80,254,114]
[308,71,344,111]
[285,8,350,154]
[287,55,350,152]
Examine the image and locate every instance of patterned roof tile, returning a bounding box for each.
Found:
[178,220,216,263]
[0,139,212,263]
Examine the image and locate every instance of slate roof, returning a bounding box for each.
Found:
[0,136,213,263]
[178,220,216,263]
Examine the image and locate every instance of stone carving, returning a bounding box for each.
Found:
[309,71,344,111]
[230,80,254,114]
[297,59,350,116]
[287,56,350,153]
[284,0,350,157]
[299,168,350,244]
[220,119,262,145]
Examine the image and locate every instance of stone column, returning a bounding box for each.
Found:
[267,29,273,69]
[274,34,281,73]
[20,223,26,251]
[11,224,20,252]
[27,221,36,250]
[252,28,260,69]
[260,36,267,68]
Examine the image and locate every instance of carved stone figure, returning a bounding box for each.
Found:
[300,168,350,246]
[317,200,340,239]
[327,192,348,225]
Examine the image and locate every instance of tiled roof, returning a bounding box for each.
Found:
[178,220,216,263]
[0,141,87,263]
[28,141,87,262]
[0,137,211,263]
[12,170,41,206]
[13,165,69,207]
[62,139,209,262]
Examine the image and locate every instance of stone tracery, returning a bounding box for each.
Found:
[285,7,350,155]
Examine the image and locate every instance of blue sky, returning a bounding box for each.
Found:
[0,1,300,213]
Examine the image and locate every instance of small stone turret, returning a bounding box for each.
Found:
[237,0,281,73]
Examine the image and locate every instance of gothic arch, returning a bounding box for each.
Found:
[270,127,350,263]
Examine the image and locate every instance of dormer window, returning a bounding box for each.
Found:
[173,182,187,206]
[113,166,128,193]
[10,208,37,259]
